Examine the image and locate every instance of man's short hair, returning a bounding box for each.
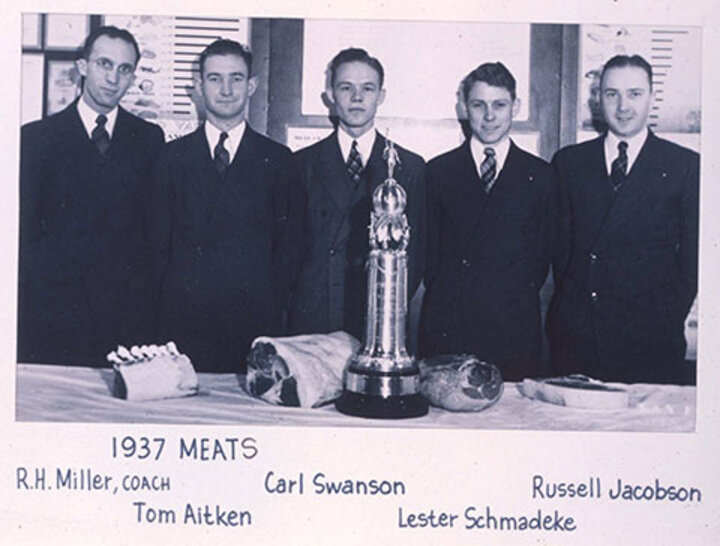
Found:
[81,26,141,65]
[461,62,517,101]
[199,39,253,77]
[328,48,384,88]
[600,54,653,88]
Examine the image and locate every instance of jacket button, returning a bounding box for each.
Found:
[461,258,470,268]
[590,291,599,302]
[329,249,336,256]
[590,253,597,263]
[196,245,203,256]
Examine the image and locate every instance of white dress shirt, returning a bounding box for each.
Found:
[77,98,118,139]
[604,127,648,176]
[337,126,376,166]
[470,135,511,183]
[205,121,246,164]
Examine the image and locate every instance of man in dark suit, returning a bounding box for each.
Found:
[419,62,555,381]
[155,40,305,373]
[288,48,425,339]
[19,26,164,366]
[548,54,699,384]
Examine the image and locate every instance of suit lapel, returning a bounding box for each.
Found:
[327,131,373,249]
[567,137,614,251]
[58,101,102,163]
[459,140,527,255]
[103,107,141,197]
[108,107,133,155]
[202,124,249,236]
[180,126,223,238]
[317,133,356,212]
[595,132,665,246]
[444,140,485,241]
[52,103,116,212]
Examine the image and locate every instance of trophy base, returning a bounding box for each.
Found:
[335,390,429,419]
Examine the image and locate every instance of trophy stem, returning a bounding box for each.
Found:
[336,139,428,418]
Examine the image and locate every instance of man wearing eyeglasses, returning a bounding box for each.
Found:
[18,26,165,366]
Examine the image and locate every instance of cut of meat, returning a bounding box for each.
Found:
[419,354,504,412]
[246,331,361,408]
[107,342,199,401]
[518,374,630,410]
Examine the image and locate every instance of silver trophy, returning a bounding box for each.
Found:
[335,138,428,418]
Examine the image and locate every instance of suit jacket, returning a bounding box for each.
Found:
[288,131,426,339]
[155,125,305,373]
[547,132,699,384]
[419,140,555,381]
[18,102,164,366]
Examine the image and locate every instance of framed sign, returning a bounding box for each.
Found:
[45,13,88,50]
[21,13,42,49]
[45,58,80,115]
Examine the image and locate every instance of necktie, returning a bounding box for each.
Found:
[91,114,110,157]
[610,141,629,192]
[214,132,230,177]
[346,140,363,185]
[480,147,496,193]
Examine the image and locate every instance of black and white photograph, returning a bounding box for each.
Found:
[2,0,719,544]
[14,12,701,430]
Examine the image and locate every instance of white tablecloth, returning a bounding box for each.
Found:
[15,364,695,431]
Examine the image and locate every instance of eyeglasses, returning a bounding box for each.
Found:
[92,57,135,77]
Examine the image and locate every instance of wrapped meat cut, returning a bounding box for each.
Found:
[246,331,361,408]
[419,354,504,411]
[518,374,630,409]
[107,342,198,401]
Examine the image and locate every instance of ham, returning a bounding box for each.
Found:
[246,332,361,408]
[419,354,504,411]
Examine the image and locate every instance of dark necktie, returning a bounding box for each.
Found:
[346,140,363,185]
[91,114,110,157]
[480,147,497,193]
[610,141,629,192]
[214,132,230,177]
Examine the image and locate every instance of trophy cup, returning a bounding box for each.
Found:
[335,138,429,418]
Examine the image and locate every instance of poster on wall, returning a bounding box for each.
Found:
[3,2,719,545]
[22,13,42,49]
[45,14,89,50]
[104,14,249,140]
[45,59,81,115]
[577,24,702,145]
[302,19,531,122]
[21,54,43,121]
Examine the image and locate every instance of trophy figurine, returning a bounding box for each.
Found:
[335,138,429,418]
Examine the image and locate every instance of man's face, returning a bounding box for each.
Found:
[329,61,385,137]
[76,35,138,114]
[600,65,652,138]
[199,54,256,127]
[464,81,519,145]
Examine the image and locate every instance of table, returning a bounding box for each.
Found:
[16,364,695,431]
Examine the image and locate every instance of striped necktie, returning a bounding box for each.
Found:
[346,140,363,185]
[610,141,629,192]
[91,114,110,157]
[480,147,497,193]
[214,131,230,177]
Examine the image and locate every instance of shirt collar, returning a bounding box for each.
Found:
[77,97,118,139]
[205,120,246,164]
[470,135,511,179]
[337,126,376,166]
[604,127,648,175]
